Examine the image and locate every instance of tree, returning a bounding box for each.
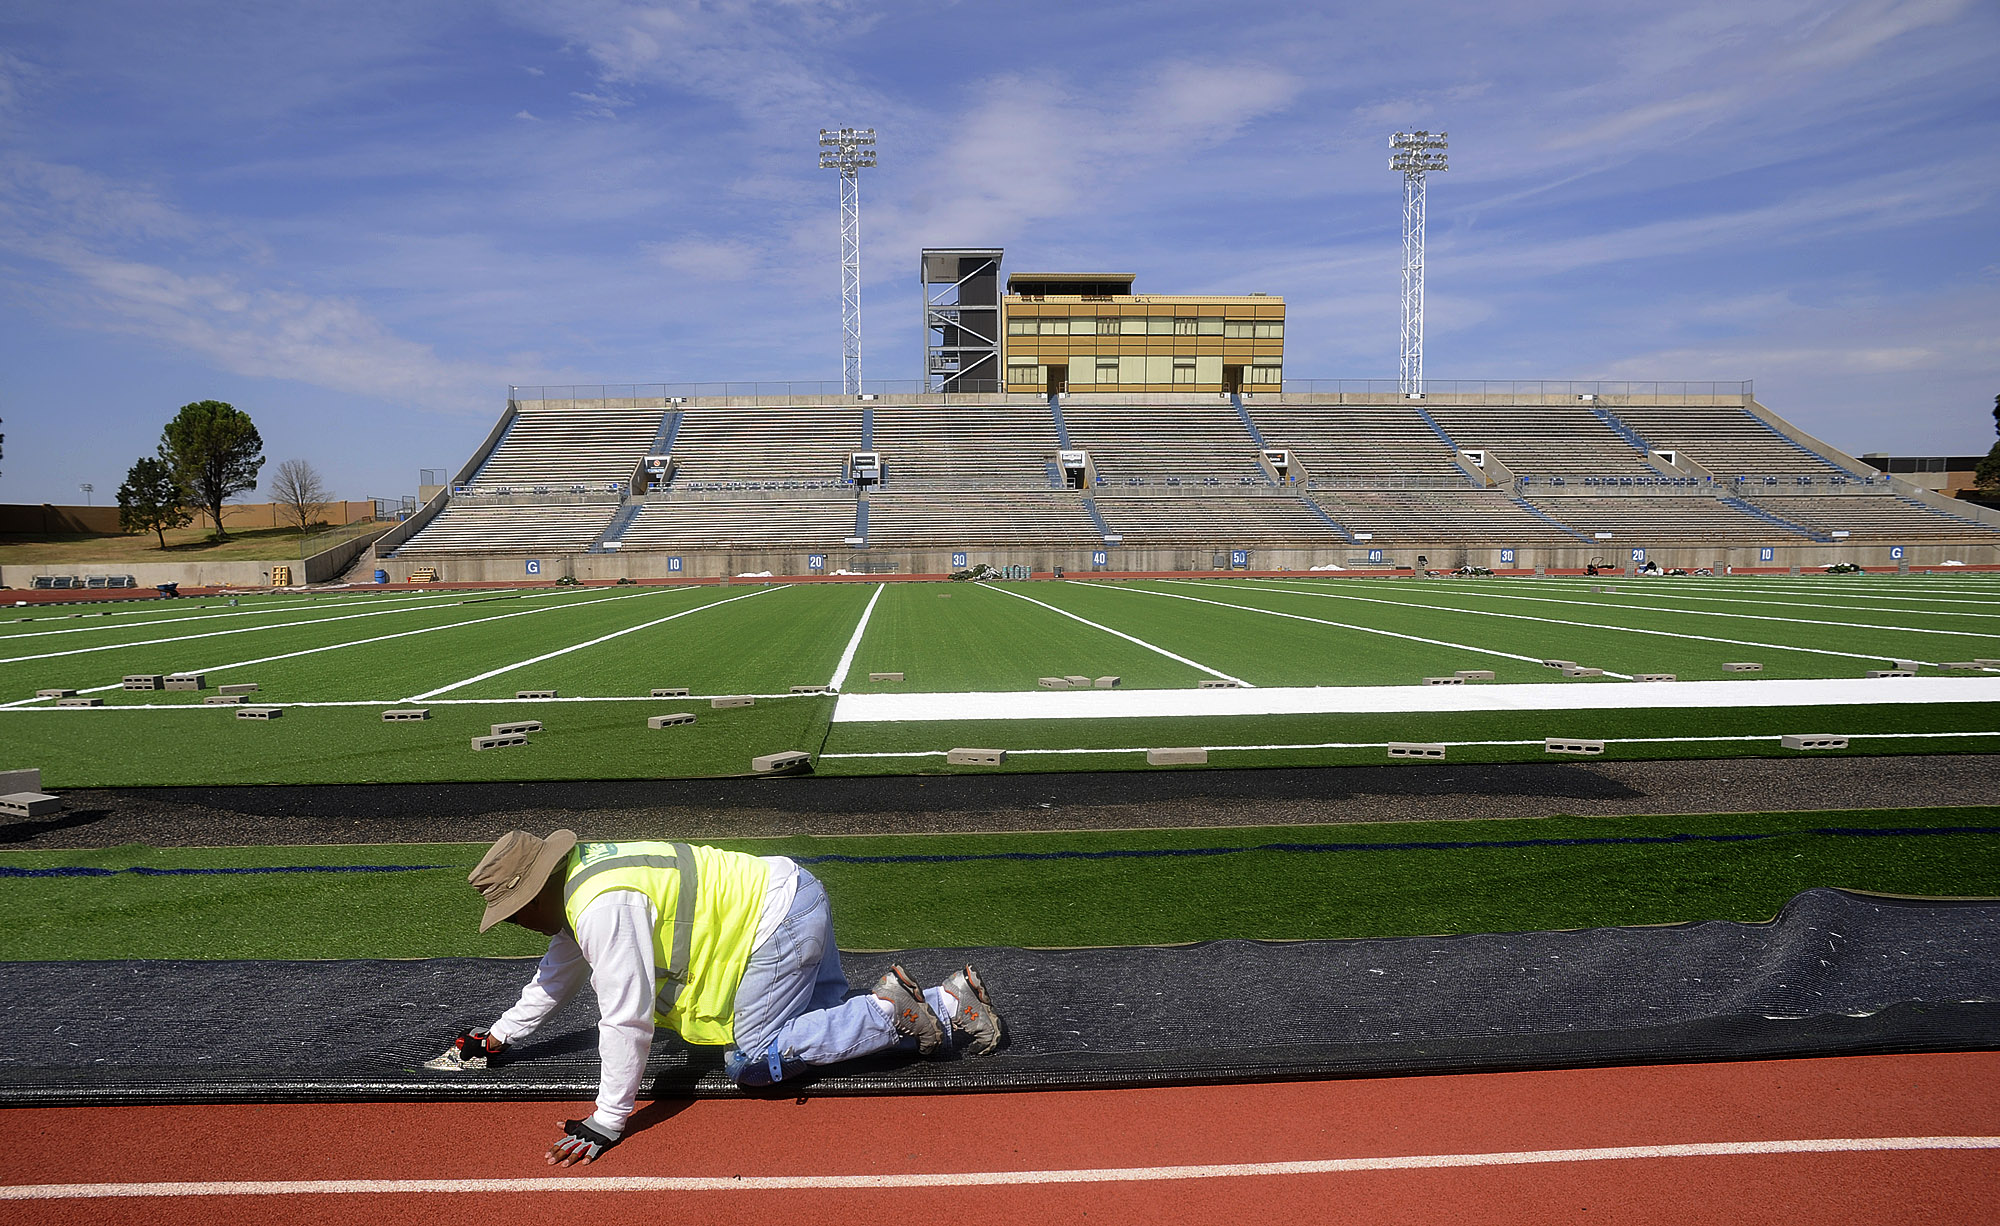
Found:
[116,456,193,548]
[1978,393,2000,492]
[270,458,332,537]
[160,401,264,540]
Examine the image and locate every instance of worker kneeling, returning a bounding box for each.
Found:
[438,830,1004,1167]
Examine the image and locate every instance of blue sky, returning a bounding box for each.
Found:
[1,0,1995,507]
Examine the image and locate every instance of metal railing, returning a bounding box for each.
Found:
[508,378,1755,406]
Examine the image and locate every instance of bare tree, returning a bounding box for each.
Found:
[270,458,332,536]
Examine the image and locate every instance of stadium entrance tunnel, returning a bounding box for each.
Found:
[1,889,1995,1106]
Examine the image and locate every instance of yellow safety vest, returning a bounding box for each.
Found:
[561,840,769,1045]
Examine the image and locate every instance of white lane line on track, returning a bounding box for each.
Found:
[822,730,2000,758]
[1175,579,1938,667]
[1517,578,2000,610]
[1508,582,2000,619]
[1302,583,2000,641]
[408,586,788,701]
[1104,583,1619,676]
[2,589,671,705]
[829,676,2000,722]
[5,1136,1994,1199]
[983,584,1251,687]
[826,584,885,691]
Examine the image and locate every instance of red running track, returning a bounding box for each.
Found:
[2,1053,1995,1225]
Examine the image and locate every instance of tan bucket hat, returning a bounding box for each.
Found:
[469,829,578,932]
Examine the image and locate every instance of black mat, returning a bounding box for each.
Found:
[2,889,1995,1106]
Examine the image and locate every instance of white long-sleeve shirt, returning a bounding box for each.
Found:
[487,856,800,1135]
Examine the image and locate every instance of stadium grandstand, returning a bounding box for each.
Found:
[374,381,2000,580]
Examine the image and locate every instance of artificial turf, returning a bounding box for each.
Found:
[3,807,1995,961]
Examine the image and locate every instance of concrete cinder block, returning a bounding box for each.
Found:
[1387,742,1447,759]
[472,733,527,750]
[651,687,690,698]
[55,697,102,707]
[0,792,65,818]
[122,674,164,690]
[1721,662,1762,672]
[1541,659,1577,670]
[1545,738,1605,755]
[515,689,559,700]
[34,689,75,699]
[237,706,283,720]
[1974,658,2000,667]
[711,696,755,709]
[1633,673,1678,682]
[1782,734,1849,751]
[1038,677,1071,690]
[1094,676,1122,689]
[789,684,831,694]
[647,713,696,729]
[491,720,542,736]
[1424,676,1465,686]
[1562,667,1605,678]
[164,674,206,691]
[752,750,811,773]
[1454,670,1495,681]
[868,672,904,682]
[1939,662,1984,670]
[1893,660,1921,671]
[946,748,1007,766]
[382,708,430,721]
[0,769,40,795]
[1198,679,1242,689]
[204,695,246,705]
[1063,675,1092,686]
[1146,748,1208,766]
[1865,669,1915,678]
[219,683,260,695]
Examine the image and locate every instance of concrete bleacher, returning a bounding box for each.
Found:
[616,498,859,549]
[1249,403,1468,483]
[468,410,666,490]
[1423,404,1655,478]
[865,494,1101,547]
[868,405,1060,488]
[1060,402,1266,486]
[664,406,865,488]
[1751,494,2000,540]
[1092,496,1340,544]
[394,501,620,554]
[1603,405,1849,478]
[1314,489,1586,544]
[1529,496,1786,542]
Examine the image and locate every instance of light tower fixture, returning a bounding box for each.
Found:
[819,127,877,395]
[1390,130,1447,397]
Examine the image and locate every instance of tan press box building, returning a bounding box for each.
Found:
[920,250,1283,395]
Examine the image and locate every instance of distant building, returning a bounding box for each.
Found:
[920,249,1283,395]
[1859,454,1985,496]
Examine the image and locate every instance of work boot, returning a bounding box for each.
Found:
[939,965,1005,1056]
[873,964,944,1056]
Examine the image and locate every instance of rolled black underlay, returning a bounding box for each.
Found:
[2,889,1994,1106]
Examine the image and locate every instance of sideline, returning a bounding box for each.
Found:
[826,584,885,691]
[822,729,2000,757]
[983,584,1250,687]
[3,1135,1993,1198]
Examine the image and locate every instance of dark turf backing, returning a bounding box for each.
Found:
[1,888,1994,1106]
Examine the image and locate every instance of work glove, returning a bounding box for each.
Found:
[423,1027,505,1071]
[548,1117,619,1167]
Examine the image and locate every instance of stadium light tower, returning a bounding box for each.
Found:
[819,127,877,395]
[1390,130,1447,396]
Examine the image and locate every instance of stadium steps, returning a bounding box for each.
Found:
[1082,497,1112,541]
[586,502,645,553]
[1413,406,1458,450]
[1719,496,1831,541]
[1231,391,1268,447]
[1896,496,2000,534]
[1045,459,1062,489]
[861,404,874,450]
[853,499,869,545]
[1510,496,1599,544]
[1590,406,1652,454]
[1741,409,1860,479]
[1049,392,1072,448]
[465,413,520,485]
[1300,495,1358,543]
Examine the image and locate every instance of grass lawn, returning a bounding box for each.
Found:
[2,807,1994,960]
[1,521,384,567]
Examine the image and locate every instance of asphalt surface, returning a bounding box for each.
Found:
[5,754,1996,848]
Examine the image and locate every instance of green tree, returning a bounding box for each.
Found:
[160,400,264,540]
[1978,393,2000,491]
[116,455,193,548]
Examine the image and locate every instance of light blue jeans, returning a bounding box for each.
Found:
[722,869,952,1085]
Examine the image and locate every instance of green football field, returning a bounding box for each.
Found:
[3,573,1997,786]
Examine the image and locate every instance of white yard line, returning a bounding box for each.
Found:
[1252,580,2000,641]
[0,691,830,712]
[830,675,2000,723]
[1105,583,1610,675]
[0,590,533,641]
[2,1136,1992,1199]
[408,586,788,701]
[822,729,2000,758]
[4,588,670,704]
[1522,576,2000,609]
[1176,579,1939,668]
[826,584,885,691]
[983,583,1251,686]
